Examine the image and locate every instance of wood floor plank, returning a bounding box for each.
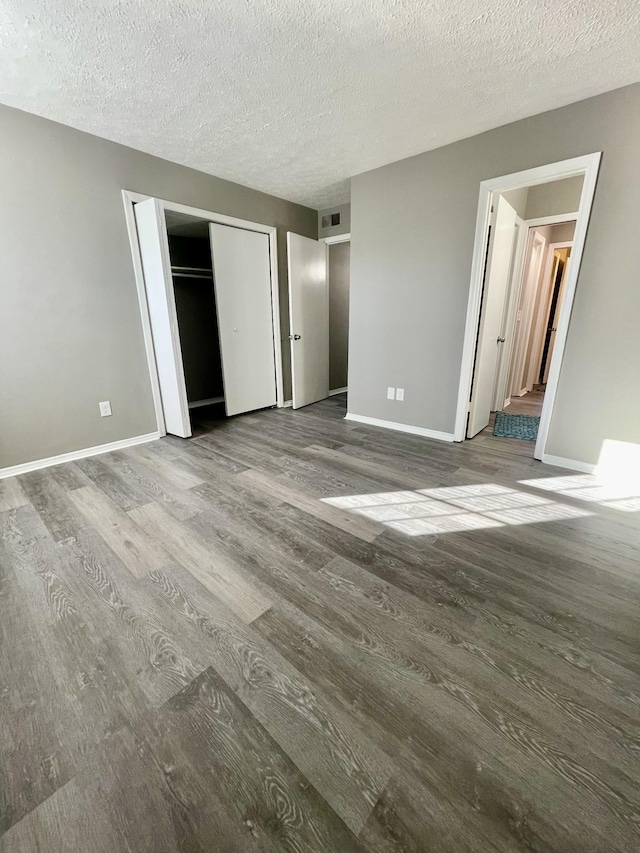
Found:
[0,507,150,834]
[238,468,385,542]
[0,477,29,513]
[58,526,207,708]
[158,666,367,851]
[46,460,93,491]
[68,485,171,577]
[105,449,207,520]
[75,455,153,512]
[18,470,87,543]
[128,501,272,623]
[148,568,393,835]
[128,443,207,490]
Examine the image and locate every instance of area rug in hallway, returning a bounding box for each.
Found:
[493,412,540,440]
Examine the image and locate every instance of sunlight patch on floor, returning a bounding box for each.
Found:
[322,483,592,536]
[518,473,640,512]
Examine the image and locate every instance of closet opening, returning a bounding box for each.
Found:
[123,192,284,439]
[165,212,225,415]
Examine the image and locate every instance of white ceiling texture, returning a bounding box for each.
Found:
[1,0,639,208]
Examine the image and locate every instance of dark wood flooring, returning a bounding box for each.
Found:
[1,394,639,851]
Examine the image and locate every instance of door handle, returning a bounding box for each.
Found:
[497,336,506,343]
[290,334,301,340]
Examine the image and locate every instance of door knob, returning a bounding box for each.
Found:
[290,334,301,340]
[497,336,506,343]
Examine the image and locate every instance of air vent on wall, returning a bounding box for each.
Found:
[321,212,341,229]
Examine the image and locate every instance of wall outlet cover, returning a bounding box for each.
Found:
[387,387,395,400]
[99,401,112,417]
[396,388,405,401]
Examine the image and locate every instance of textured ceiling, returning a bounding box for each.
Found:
[1,1,639,208]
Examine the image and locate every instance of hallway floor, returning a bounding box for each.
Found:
[475,391,545,457]
[504,390,545,417]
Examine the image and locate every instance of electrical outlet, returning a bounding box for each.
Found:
[99,401,112,417]
[387,387,395,400]
[396,388,405,401]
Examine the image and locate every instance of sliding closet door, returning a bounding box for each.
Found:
[209,224,277,416]
[134,198,191,437]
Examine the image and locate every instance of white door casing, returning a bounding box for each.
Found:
[287,232,329,409]
[209,223,278,417]
[467,195,518,437]
[134,198,192,438]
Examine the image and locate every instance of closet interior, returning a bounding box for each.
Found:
[165,212,224,412]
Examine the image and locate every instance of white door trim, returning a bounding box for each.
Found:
[122,190,284,437]
[320,232,351,245]
[453,153,601,462]
[122,191,167,434]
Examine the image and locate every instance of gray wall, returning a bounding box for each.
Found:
[348,84,640,465]
[525,175,584,220]
[318,203,351,240]
[328,242,350,390]
[0,104,316,469]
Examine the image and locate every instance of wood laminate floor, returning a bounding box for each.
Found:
[1,394,639,852]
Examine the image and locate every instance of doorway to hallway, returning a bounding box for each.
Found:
[457,153,600,460]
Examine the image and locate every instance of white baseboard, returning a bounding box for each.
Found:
[541,453,596,474]
[344,413,455,442]
[0,431,161,481]
[282,400,293,408]
[329,387,348,396]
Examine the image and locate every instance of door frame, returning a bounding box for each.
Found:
[499,213,578,407]
[320,232,351,395]
[122,190,284,436]
[527,239,574,391]
[321,232,351,245]
[453,153,601,461]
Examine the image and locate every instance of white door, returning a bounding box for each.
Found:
[508,231,546,398]
[209,224,277,417]
[134,198,191,437]
[467,195,518,437]
[287,233,329,409]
